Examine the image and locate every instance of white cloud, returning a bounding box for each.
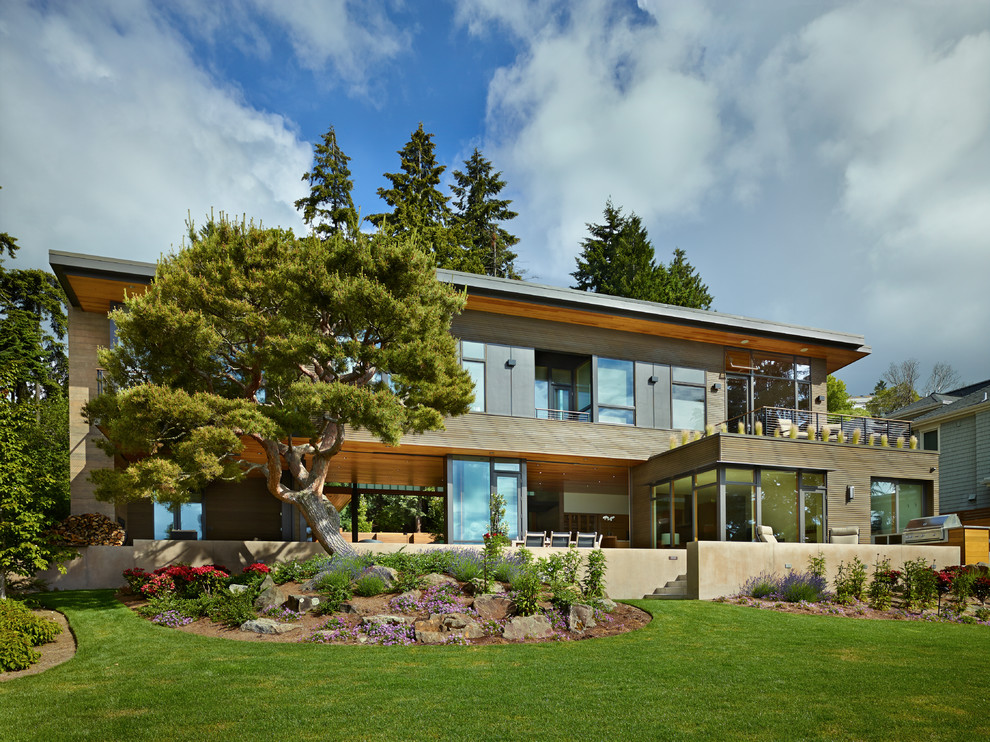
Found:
[0,0,311,269]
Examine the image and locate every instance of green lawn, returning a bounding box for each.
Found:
[1,592,986,742]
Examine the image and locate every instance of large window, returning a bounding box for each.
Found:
[535,352,591,421]
[153,498,203,540]
[671,366,706,429]
[725,350,812,421]
[448,457,523,543]
[597,358,635,425]
[871,479,928,536]
[461,341,486,412]
[654,466,826,547]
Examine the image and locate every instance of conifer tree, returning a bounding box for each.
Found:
[294,126,358,238]
[450,149,520,278]
[572,200,659,301]
[367,123,460,267]
[659,248,713,310]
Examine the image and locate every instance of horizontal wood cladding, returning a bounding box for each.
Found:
[66,274,150,314]
[453,309,725,370]
[343,413,675,464]
[462,296,867,373]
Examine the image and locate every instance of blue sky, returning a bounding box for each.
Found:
[2,0,988,394]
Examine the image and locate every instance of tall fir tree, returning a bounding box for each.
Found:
[573,200,713,310]
[658,248,713,310]
[450,149,520,278]
[294,126,358,238]
[572,200,660,301]
[367,123,460,267]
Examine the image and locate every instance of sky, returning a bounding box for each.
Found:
[1,0,988,395]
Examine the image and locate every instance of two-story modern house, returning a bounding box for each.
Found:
[51,250,939,549]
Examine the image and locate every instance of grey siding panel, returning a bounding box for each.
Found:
[939,416,977,512]
[510,346,536,418]
[635,363,654,428]
[485,344,512,416]
[977,410,990,510]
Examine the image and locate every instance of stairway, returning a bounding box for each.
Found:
[643,574,689,600]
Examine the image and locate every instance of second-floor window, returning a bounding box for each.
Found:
[597,358,635,425]
[671,366,706,429]
[461,341,486,412]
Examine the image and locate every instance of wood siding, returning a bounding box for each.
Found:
[939,416,977,512]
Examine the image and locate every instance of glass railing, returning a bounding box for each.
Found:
[536,408,591,422]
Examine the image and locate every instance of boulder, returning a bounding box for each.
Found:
[463,623,485,640]
[228,584,250,595]
[441,613,472,630]
[395,589,422,604]
[413,616,445,644]
[377,566,399,584]
[474,594,515,621]
[597,598,617,612]
[338,602,360,614]
[286,594,321,612]
[360,614,413,627]
[502,614,552,641]
[421,573,458,588]
[239,619,300,635]
[567,604,596,633]
[254,583,285,611]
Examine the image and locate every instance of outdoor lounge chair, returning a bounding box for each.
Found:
[513,531,548,548]
[549,531,572,548]
[575,532,603,549]
[829,526,859,544]
[756,525,778,544]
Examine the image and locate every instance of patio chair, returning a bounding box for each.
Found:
[829,526,859,544]
[575,532,603,549]
[513,531,549,548]
[776,418,807,438]
[549,531,572,548]
[756,525,777,544]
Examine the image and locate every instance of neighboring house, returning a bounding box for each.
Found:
[891,381,990,526]
[51,250,939,547]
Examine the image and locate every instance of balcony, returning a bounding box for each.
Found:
[722,407,913,444]
[536,407,591,422]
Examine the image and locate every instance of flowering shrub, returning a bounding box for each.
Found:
[124,564,230,598]
[243,562,270,576]
[259,605,305,622]
[741,572,779,599]
[778,571,828,603]
[973,576,990,605]
[140,572,176,598]
[122,567,150,592]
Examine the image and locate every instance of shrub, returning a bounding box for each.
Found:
[139,572,177,599]
[122,567,150,593]
[902,558,938,612]
[313,570,353,614]
[582,549,608,599]
[0,628,40,672]
[550,581,583,611]
[778,571,828,603]
[509,564,544,616]
[270,559,302,585]
[448,552,482,583]
[974,607,990,622]
[867,557,900,611]
[741,572,779,599]
[202,591,257,628]
[834,557,867,604]
[0,600,62,646]
[807,552,826,581]
[353,573,387,597]
[973,576,990,605]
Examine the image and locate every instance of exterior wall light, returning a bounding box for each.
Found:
[846,485,855,502]
[815,395,824,404]
[648,375,658,384]
[711,383,721,392]
[505,359,516,368]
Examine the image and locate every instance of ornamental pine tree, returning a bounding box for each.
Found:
[294,125,359,238]
[450,149,520,278]
[657,248,712,310]
[85,214,474,558]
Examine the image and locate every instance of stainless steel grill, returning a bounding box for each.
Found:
[901,514,963,545]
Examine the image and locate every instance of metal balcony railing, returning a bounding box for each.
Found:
[722,406,913,443]
[536,408,591,422]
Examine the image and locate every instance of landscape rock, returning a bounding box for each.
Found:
[228,584,250,595]
[463,622,485,639]
[338,602,360,614]
[239,618,300,635]
[361,614,413,627]
[254,583,285,611]
[598,598,617,612]
[474,594,515,621]
[413,616,445,644]
[502,614,552,641]
[286,594,320,612]
[396,589,422,603]
[377,566,399,584]
[441,613,472,630]
[258,575,275,591]
[421,573,458,588]
[567,604,596,633]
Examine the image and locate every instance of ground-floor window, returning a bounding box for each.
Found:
[153,498,203,539]
[447,457,523,543]
[653,467,826,547]
[870,479,928,536]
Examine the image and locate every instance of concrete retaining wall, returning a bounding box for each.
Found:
[38,539,962,601]
[687,541,961,600]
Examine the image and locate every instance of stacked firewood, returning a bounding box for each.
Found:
[50,513,126,546]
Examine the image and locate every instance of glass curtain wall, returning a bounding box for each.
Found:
[870,479,928,536]
[448,457,523,543]
[597,358,635,424]
[724,468,755,542]
[724,350,812,424]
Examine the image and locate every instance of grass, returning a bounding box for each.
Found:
[1,591,987,741]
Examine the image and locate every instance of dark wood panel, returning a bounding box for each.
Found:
[203,479,283,541]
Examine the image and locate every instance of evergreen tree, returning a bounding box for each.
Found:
[450,149,520,278]
[86,214,474,558]
[367,123,460,267]
[573,199,713,310]
[294,126,358,238]
[658,248,713,310]
[572,200,660,301]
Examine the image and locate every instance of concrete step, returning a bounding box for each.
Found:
[642,574,689,600]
